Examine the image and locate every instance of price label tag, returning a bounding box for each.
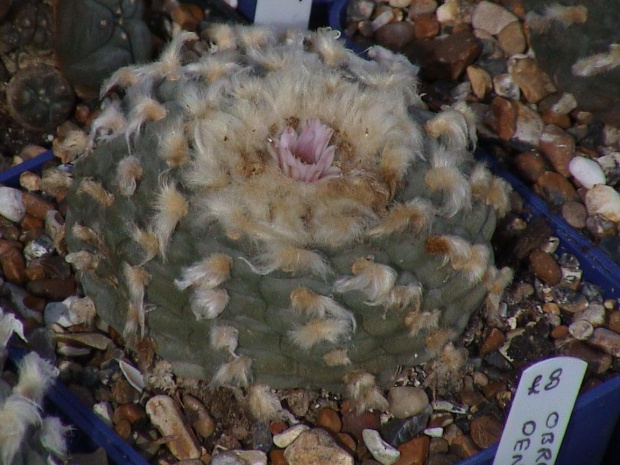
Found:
[253,0,313,31]
[493,357,587,465]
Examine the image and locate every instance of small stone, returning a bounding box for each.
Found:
[587,328,620,357]
[21,192,55,220]
[558,339,612,375]
[171,3,203,31]
[408,0,437,17]
[574,303,606,328]
[212,450,267,465]
[419,31,481,81]
[569,319,594,341]
[114,418,132,440]
[542,110,572,129]
[529,249,562,285]
[26,277,77,300]
[539,93,578,116]
[111,378,139,404]
[348,0,376,22]
[586,214,617,239]
[183,394,215,439]
[608,311,620,334]
[114,403,147,424]
[479,328,506,358]
[552,287,589,313]
[585,185,620,224]
[497,21,526,56]
[508,57,556,104]
[534,171,580,206]
[93,401,114,426]
[371,9,395,32]
[342,411,381,442]
[492,74,520,100]
[56,332,113,350]
[395,435,429,465]
[466,65,492,100]
[550,325,569,340]
[0,187,25,223]
[539,125,576,177]
[146,395,202,460]
[269,449,287,465]
[274,424,310,448]
[387,386,429,419]
[316,407,342,433]
[435,0,460,25]
[484,97,516,141]
[569,156,606,189]
[374,22,416,51]
[284,428,353,465]
[18,144,47,161]
[429,437,449,455]
[0,240,27,284]
[363,429,401,465]
[413,13,439,40]
[562,201,588,228]
[380,405,432,447]
[513,102,544,146]
[19,171,42,192]
[471,1,518,35]
[252,421,273,453]
[514,150,549,183]
[389,0,411,7]
[450,434,479,459]
[469,415,503,449]
[337,433,356,454]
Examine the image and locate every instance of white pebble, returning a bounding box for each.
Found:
[569,156,606,189]
[569,319,594,341]
[0,186,25,222]
[362,429,401,465]
[273,424,309,448]
[387,386,429,419]
[585,185,620,223]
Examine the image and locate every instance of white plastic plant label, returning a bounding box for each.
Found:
[253,0,313,31]
[493,357,587,465]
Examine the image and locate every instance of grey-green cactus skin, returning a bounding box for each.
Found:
[65,27,507,392]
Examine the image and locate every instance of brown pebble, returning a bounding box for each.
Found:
[114,418,132,440]
[269,449,288,465]
[111,378,140,404]
[74,104,90,124]
[550,325,570,340]
[497,21,526,56]
[21,192,55,220]
[534,171,580,206]
[608,311,620,334]
[408,0,438,17]
[183,394,215,439]
[374,21,416,51]
[316,407,342,433]
[413,13,439,39]
[20,215,44,231]
[481,381,507,401]
[466,65,492,100]
[0,239,27,283]
[588,328,620,358]
[337,432,357,454]
[25,265,46,281]
[562,201,588,228]
[479,328,506,358]
[586,214,617,239]
[529,249,562,285]
[513,150,549,183]
[25,277,76,300]
[114,403,147,424]
[539,125,576,177]
[428,412,453,428]
[542,110,572,129]
[429,437,449,455]
[513,102,544,146]
[450,434,479,459]
[342,411,381,442]
[469,415,503,449]
[509,56,556,104]
[558,339,612,375]
[171,3,204,31]
[459,390,486,408]
[270,420,288,435]
[395,435,430,465]
[484,97,516,141]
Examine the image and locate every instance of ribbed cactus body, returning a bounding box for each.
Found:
[65,26,509,393]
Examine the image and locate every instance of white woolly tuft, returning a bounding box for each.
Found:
[323,348,351,366]
[128,224,160,264]
[384,283,423,313]
[65,250,100,271]
[211,355,252,387]
[572,44,620,77]
[242,246,331,277]
[425,236,490,283]
[40,416,72,458]
[312,29,349,68]
[366,199,434,237]
[190,288,229,320]
[125,95,167,141]
[123,263,152,338]
[334,258,397,304]
[425,110,471,151]
[14,352,58,404]
[425,147,472,217]
[404,309,440,337]
[77,178,114,207]
[0,309,26,348]
[247,384,282,421]
[343,370,389,414]
[236,25,275,49]
[71,224,106,253]
[151,181,189,258]
[116,155,143,196]
[158,124,190,167]
[289,287,357,332]
[206,23,238,51]
[289,318,353,350]
[55,129,90,163]
[0,395,42,465]
[158,31,199,80]
[469,164,511,218]
[174,253,233,290]
[484,265,514,323]
[100,67,140,97]
[209,325,239,354]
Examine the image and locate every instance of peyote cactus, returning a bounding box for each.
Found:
[65,26,512,407]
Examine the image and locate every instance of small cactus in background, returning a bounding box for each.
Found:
[65,26,511,411]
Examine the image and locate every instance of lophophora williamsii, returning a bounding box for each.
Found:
[64,25,512,415]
